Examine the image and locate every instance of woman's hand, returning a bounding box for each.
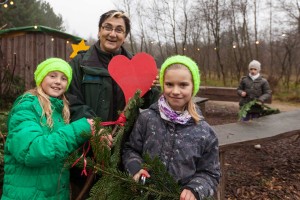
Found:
[180,189,197,200]
[87,119,113,147]
[152,75,160,87]
[100,134,113,147]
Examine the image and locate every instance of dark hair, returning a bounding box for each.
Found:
[98,10,131,36]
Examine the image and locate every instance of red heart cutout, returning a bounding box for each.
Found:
[108,52,158,104]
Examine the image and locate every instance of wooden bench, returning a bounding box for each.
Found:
[198,86,272,104]
[212,110,300,199]
[193,97,209,117]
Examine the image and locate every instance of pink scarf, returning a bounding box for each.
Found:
[158,95,191,124]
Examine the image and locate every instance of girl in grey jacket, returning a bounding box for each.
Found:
[237,60,272,120]
[122,55,220,200]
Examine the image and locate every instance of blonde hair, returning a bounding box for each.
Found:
[164,64,201,123]
[26,86,70,128]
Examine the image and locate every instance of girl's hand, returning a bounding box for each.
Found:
[87,119,95,135]
[132,169,150,182]
[180,189,196,200]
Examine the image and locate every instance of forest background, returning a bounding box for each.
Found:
[1,0,300,105]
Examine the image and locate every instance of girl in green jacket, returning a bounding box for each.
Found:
[2,58,94,200]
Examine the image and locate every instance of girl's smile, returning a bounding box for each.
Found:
[41,71,68,97]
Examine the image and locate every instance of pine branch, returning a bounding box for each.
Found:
[89,160,180,200]
[69,90,199,199]
[238,99,280,120]
[238,99,258,120]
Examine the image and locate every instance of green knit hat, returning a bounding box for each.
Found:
[34,58,72,89]
[160,55,200,96]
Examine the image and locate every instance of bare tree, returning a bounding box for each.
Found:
[198,0,228,85]
[253,0,259,59]
[165,0,180,54]
[229,0,245,81]
[149,0,169,61]
[114,0,136,52]
[135,1,148,53]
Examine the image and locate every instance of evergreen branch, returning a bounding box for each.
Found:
[91,163,180,200]
[238,99,258,120]
[70,90,193,199]
[238,99,280,120]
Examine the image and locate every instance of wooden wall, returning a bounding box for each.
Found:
[0,32,75,90]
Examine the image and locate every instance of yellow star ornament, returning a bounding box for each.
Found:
[70,39,90,58]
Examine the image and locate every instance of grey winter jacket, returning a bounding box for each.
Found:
[122,102,220,200]
[237,75,272,107]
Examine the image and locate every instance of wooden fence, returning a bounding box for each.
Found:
[0,25,83,91]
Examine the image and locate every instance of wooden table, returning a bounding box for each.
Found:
[212,110,300,199]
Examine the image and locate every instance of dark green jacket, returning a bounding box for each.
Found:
[2,94,91,200]
[237,75,272,111]
[67,41,160,122]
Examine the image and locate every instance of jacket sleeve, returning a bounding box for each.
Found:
[184,124,221,199]
[258,80,272,102]
[237,77,246,96]
[67,54,97,121]
[141,87,160,109]
[122,114,146,176]
[6,100,92,168]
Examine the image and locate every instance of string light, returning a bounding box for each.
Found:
[0,0,8,4]
[1,0,14,8]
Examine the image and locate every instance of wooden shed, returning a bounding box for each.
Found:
[0,25,83,90]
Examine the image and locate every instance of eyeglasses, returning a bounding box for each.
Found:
[101,24,125,34]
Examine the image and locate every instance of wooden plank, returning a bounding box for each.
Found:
[213,110,300,200]
[193,97,209,117]
[198,86,272,103]
[213,110,300,151]
[216,151,225,200]
[1,31,80,91]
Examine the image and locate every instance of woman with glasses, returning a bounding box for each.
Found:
[67,10,160,199]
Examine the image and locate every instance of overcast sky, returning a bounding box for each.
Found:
[43,0,116,39]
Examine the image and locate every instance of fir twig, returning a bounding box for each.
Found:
[238,99,280,120]
[70,90,197,200]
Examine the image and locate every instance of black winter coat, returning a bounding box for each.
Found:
[67,41,160,122]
